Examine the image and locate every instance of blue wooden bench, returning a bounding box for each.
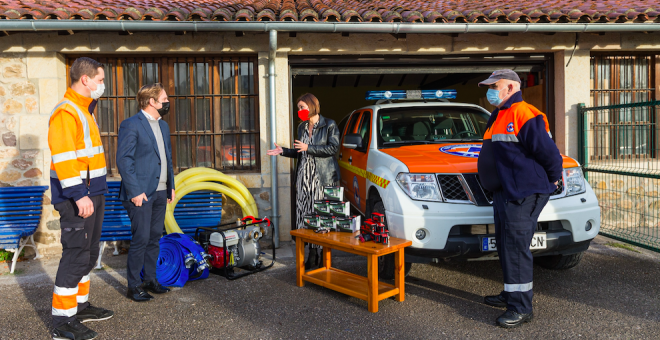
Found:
[0,186,49,273]
[97,181,222,268]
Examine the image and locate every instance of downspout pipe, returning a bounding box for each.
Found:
[1,21,660,34]
[268,30,279,248]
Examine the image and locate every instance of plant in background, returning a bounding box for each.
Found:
[0,249,25,262]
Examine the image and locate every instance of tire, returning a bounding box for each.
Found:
[373,201,412,279]
[534,251,584,270]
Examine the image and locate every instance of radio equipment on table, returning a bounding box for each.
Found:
[359,212,389,245]
[304,186,361,234]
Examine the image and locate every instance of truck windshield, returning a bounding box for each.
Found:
[377,106,490,148]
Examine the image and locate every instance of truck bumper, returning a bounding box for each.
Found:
[385,186,600,260]
[405,230,592,260]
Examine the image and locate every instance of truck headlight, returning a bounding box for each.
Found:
[564,167,586,196]
[396,173,441,201]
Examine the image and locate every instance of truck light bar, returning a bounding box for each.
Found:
[365,89,457,100]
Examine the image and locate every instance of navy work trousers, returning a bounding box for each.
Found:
[52,195,105,328]
[123,190,168,289]
[493,190,549,314]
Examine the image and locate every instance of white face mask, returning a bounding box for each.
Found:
[86,79,105,100]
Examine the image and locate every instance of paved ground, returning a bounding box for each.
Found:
[1,235,659,340]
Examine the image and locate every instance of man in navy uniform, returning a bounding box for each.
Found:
[477,70,563,328]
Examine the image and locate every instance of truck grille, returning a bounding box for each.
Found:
[437,175,469,201]
[438,173,566,206]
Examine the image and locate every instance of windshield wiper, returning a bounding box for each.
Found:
[439,138,483,142]
[381,139,483,146]
[382,140,432,145]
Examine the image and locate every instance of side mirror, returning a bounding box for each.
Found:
[342,134,362,149]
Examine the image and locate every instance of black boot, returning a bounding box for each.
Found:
[305,247,318,270]
[484,294,507,308]
[496,310,534,328]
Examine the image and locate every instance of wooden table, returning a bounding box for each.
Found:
[290,229,412,313]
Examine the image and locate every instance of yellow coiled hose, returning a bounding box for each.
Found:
[164,168,258,234]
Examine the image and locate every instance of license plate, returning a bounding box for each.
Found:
[481,233,547,252]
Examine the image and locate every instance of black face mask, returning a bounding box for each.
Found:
[157,101,170,116]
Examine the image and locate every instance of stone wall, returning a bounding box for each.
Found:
[588,174,660,236]
[0,53,61,255]
[0,54,42,186]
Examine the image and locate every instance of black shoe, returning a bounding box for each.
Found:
[317,249,324,268]
[496,310,534,328]
[143,280,171,294]
[76,304,114,323]
[305,248,318,270]
[126,286,154,302]
[52,319,97,340]
[484,294,507,308]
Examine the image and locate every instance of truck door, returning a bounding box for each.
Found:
[339,111,362,208]
[350,109,372,213]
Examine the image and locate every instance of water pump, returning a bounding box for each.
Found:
[207,226,263,269]
[195,216,274,280]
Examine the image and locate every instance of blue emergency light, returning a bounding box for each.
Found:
[365,89,457,100]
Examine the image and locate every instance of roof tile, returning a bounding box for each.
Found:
[0,0,658,24]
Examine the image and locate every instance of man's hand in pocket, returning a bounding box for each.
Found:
[131,193,148,207]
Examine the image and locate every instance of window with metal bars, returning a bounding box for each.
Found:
[589,53,657,159]
[66,56,260,175]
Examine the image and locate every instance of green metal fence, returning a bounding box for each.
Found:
[578,101,660,252]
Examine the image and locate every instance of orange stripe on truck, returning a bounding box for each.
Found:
[338,160,390,189]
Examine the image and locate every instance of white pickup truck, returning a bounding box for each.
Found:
[337,90,601,279]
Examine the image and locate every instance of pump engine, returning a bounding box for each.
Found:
[207,226,263,269]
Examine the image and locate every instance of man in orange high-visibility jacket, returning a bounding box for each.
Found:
[49,57,114,340]
[477,70,563,328]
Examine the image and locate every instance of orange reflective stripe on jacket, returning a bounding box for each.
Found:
[483,101,551,142]
[49,88,107,189]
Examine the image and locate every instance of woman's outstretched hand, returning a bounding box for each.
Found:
[267,143,283,156]
[294,140,309,152]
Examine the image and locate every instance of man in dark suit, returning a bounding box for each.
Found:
[117,83,175,302]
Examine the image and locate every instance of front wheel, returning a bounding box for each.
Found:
[373,201,412,279]
[378,253,412,280]
[534,252,584,270]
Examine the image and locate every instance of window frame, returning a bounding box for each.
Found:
[590,52,659,160]
[66,55,261,176]
[355,110,372,153]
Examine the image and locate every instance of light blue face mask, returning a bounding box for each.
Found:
[486,88,503,106]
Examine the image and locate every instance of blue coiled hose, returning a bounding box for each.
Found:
[152,233,210,287]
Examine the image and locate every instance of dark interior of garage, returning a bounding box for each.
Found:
[290,54,552,134]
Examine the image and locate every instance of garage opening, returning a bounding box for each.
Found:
[287,54,554,220]
[290,54,554,134]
